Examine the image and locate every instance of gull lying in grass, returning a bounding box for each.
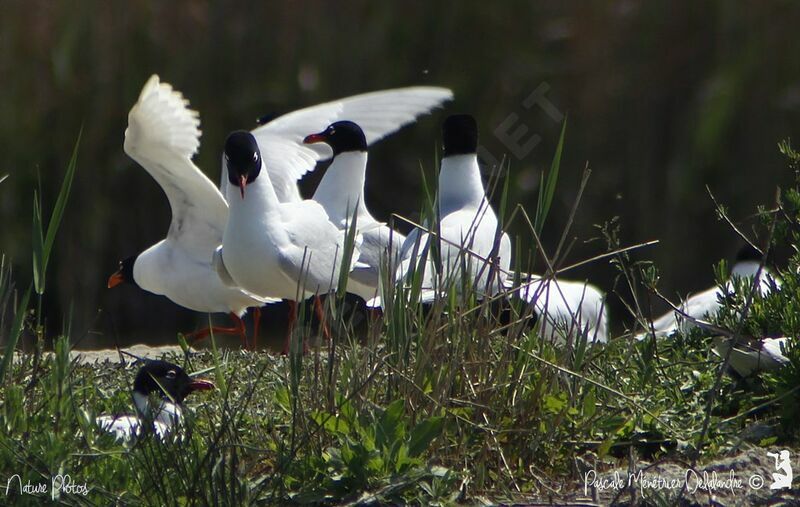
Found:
[636,245,779,341]
[713,336,790,377]
[505,273,609,344]
[96,360,214,441]
[393,114,511,304]
[113,75,452,348]
[303,121,407,302]
[675,314,791,377]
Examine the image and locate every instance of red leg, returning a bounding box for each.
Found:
[367,307,382,322]
[282,300,298,355]
[252,307,261,350]
[187,313,247,348]
[232,313,248,349]
[313,295,331,342]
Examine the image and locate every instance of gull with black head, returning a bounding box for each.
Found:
[636,244,780,340]
[393,114,512,303]
[95,359,214,441]
[112,75,452,349]
[303,121,406,302]
[215,131,367,353]
[109,75,273,348]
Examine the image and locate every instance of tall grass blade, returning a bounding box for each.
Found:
[32,192,45,294]
[45,131,81,274]
[0,284,31,383]
[0,256,13,342]
[336,205,359,295]
[534,117,567,235]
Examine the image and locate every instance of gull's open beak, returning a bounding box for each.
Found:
[107,270,124,289]
[188,378,215,392]
[239,175,247,199]
[303,132,326,144]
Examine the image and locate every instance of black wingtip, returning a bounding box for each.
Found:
[256,112,280,126]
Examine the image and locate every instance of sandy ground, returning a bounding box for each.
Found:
[69,344,186,364]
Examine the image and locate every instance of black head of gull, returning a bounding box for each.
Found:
[107,256,137,289]
[735,244,764,264]
[225,131,262,199]
[442,114,478,157]
[133,360,214,405]
[303,121,367,156]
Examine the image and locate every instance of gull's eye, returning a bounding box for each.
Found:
[329,128,336,136]
[253,152,259,162]
[166,370,177,379]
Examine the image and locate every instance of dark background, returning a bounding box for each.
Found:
[1,1,798,348]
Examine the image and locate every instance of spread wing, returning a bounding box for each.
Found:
[249,87,454,202]
[124,75,228,262]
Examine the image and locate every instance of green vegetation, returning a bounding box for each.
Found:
[2,138,800,505]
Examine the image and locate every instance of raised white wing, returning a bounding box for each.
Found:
[124,75,228,262]
[250,87,454,202]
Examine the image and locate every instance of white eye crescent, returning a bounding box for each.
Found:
[166,370,177,379]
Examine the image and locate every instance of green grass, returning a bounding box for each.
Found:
[2,137,800,505]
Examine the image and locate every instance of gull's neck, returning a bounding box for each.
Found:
[227,161,281,217]
[133,391,151,418]
[133,391,182,428]
[313,151,370,224]
[438,154,487,215]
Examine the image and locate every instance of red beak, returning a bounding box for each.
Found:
[239,175,247,199]
[107,270,124,289]
[188,378,215,392]
[303,132,326,144]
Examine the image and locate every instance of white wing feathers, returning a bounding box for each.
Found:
[126,75,201,159]
[124,74,228,261]
[250,86,454,202]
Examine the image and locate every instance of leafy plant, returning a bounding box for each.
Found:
[288,397,448,503]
